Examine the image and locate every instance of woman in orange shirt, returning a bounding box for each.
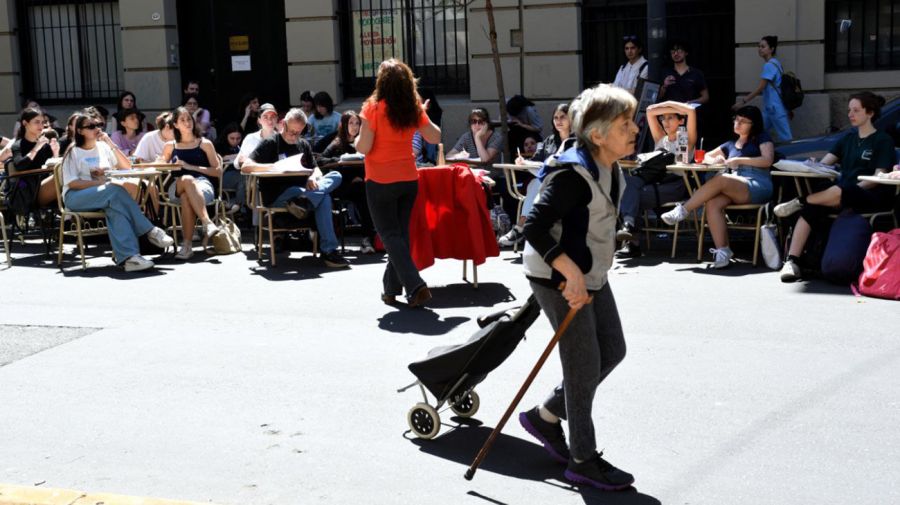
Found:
[356,59,442,307]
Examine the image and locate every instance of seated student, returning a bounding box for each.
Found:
[6,108,60,211]
[241,108,349,268]
[616,101,696,258]
[107,91,151,134]
[238,93,261,135]
[11,98,41,138]
[57,114,79,153]
[214,122,244,211]
[319,111,375,254]
[109,108,146,156]
[447,108,504,164]
[775,92,896,282]
[308,91,341,145]
[133,112,174,163]
[159,106,222,260]
[499,103,574,248]
[235,103,279,172]
[506,94,543,160]
[661,105,774,268]
[60,111,173,272]
[183,93,214,140]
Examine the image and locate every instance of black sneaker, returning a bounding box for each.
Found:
[564,452,634,491]
[615,223,635,242]
[285,199,309,221]
[322,250,350,268]
[518,407,570,464]
[615,241,641,259]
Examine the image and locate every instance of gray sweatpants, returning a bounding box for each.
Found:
[530,280,627,461]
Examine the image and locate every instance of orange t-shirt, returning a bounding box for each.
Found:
[360,99,430,183]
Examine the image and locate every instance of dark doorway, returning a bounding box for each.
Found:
[583,0,736,148]
[177,0,289,131]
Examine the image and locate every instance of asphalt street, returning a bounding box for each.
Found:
[1,238,898,505]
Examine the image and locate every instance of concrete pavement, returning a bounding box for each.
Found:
[1,239,898,504]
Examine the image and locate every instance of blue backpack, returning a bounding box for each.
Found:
[821,212,872,284]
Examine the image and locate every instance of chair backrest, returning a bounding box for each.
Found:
[51,162,66,213]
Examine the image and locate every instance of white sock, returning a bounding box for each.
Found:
[538,405,559,424]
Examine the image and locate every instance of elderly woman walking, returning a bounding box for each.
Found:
[518,84,637,490]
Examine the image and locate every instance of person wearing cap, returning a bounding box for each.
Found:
[612,35,649,95]
[235,103,279,172]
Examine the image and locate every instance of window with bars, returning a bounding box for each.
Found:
[338,0,469,96]
[16,0,123,103]
[826,0,900,71]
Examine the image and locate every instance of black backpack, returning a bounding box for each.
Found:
[630,150,675,185]
[773,61,804,110]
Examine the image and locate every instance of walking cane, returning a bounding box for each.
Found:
[464,291,589,480]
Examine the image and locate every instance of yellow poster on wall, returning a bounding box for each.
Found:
[353,9,404,77]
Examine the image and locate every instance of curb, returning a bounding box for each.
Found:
[0,484,223,505]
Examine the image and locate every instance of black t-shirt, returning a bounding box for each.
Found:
[249,134,315,206]
[8,138,54,173]
[661,66,707,103]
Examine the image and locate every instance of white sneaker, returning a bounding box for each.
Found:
[661,203,688,225]
[774,198,803,218]
[360,237,375,254]
[204,222,220,239]
[780,258,801,282]
[146,227,174,249]
[709,247,733,269]
[498,227,525,247]
[175,245,194,260]
[123,255,154,272]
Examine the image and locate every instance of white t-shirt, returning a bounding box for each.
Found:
[613,56,649,94]
[235,130,267,170]
[61,143,118,198]
[133,131,167,162]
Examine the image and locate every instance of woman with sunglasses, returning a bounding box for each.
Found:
[60,112,173,271]
[447,108,504,164]
[159,106,221,260]
[661,105,774,268]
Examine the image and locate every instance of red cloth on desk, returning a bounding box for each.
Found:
[409,164,500,270]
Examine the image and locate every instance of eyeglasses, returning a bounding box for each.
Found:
[79,123,103,130]
[470,119,486,125]
[284,128,303,137]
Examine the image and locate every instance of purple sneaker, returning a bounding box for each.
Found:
[518,407,570,464]
[564,451,634,491]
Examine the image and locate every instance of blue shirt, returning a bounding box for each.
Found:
[719,131,773,160]
[761,59,784,112]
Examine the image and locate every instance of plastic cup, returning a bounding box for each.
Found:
[694,149,706,164]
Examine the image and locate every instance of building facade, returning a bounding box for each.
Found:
[1,0,898,147]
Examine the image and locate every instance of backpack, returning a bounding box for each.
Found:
[772,61,804,111]
[856,229,900,300]
[631,150,675,185]
[821,212,872,284]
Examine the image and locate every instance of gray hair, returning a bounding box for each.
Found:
[283,107,307,125]
[569,84,637,153]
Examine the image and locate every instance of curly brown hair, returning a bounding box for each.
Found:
[365,59,421,130]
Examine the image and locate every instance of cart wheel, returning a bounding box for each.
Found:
[450,391,480,418]
[407,403,441,439]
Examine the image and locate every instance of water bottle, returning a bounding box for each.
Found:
[676,126,689,164]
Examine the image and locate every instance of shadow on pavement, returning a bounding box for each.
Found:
[410,426,661,505]
[427,283,517,309]
[796,279,853,296]
[378,309,469,336]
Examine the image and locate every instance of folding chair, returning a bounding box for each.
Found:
[247,173,318,267]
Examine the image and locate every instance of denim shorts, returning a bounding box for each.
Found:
[167,176,215,205]
[734,167,773,204]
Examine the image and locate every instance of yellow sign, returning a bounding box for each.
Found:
[229,35,249,52]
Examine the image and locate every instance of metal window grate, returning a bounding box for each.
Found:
[338,0,469,96]
[826,0,900,72]
[16,0,123,103]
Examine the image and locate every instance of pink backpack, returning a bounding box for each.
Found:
[857,229,900,300]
